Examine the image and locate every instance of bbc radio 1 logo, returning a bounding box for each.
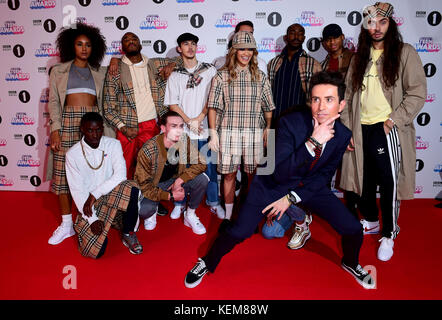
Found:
[102,0,130,5]
[30,0,56,9]
[35,43,58,57]
[417,11,442,26]
[17,155,40,167]
[196,44,206,54]
[140,15,168,30]
[0,175,14,187]
[426,93,436,103]
[0,21,25,35]
[177,0,204,2]
[295,11,324,27]
[40,89,49,103]
[215,13,240,28]
[415,37,441,53]
[5,68,30,81]
[414,185,424,194]
[106,41,122,55]
[415,136,429,150]
[11,112,35,126]
[257,38,282,53]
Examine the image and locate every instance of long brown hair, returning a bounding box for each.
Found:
[351,17,403,91]
[221,47,261,83]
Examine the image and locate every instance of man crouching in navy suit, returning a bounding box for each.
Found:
[184,71,375,289]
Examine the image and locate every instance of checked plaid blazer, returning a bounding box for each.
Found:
[103,56,183,129]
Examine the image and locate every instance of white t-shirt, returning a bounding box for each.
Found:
[164,62,217,140]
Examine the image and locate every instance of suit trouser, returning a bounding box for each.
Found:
[116,119,160,179]
[203,186,363,272]
[359,123,401,240]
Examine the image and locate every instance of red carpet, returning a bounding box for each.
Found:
[0,191,441,300]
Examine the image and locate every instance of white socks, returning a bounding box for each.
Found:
[225,203,234,220]
[61,214,73,226]
[187,208,196,216]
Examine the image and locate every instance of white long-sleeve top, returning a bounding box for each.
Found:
[65,136,127,219]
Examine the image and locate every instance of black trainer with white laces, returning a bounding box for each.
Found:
[341,261,376,289]
[185,258,209,288]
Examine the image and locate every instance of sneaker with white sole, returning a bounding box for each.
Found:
[170,205,186,220]
[287,224,311,250]
[48,223,75,245]
[144,212,157,231]
[184,212,206,235]
[360,219,380,235]
[210,204,225,219]
[341,261,376,289]
[377,237,394,261]
[185,258,209,288]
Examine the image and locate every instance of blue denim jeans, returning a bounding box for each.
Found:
[192,139,219,206]
[261,204,306,239]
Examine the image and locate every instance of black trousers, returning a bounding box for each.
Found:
[359,123,401,239]
[203,186,363,272]
[96,187,140,258]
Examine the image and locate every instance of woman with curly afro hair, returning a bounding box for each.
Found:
[47,22,116,245]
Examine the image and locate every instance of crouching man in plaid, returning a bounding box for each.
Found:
[66,112,143,259]
[135,111,209,235]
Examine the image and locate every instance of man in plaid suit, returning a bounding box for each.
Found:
[103,32,183,180]
[66,112,143,259]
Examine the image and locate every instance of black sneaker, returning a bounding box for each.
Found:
[157,202,168,216]
[121,232,143,255]
[341,261,376,289]
[184,258,208,288]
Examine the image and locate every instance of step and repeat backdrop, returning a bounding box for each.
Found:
[0,0,441,198]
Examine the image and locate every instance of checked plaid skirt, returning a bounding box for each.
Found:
[74,180,138,259]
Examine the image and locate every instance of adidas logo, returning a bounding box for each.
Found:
[377,148,385,155]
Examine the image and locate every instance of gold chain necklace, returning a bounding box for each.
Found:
[80,140,104,170]
[73,64,91,81]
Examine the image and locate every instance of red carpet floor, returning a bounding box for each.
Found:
[0,191,441,300]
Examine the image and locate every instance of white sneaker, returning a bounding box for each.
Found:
[210,204,225,219]
[360,219,380,235]
[144,212,157,231]
[48,223,75,245]
[170,205,186,220]
[378,237,394,261]
[184,212,206,235]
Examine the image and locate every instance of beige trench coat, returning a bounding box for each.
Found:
[45,60,115,181]
[340,43,427,200]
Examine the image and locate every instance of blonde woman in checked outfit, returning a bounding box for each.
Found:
[207,31,275,220]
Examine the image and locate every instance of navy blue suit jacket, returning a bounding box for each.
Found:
[247,110,351,206]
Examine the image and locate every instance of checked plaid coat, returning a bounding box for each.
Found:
[103,56,183,129]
